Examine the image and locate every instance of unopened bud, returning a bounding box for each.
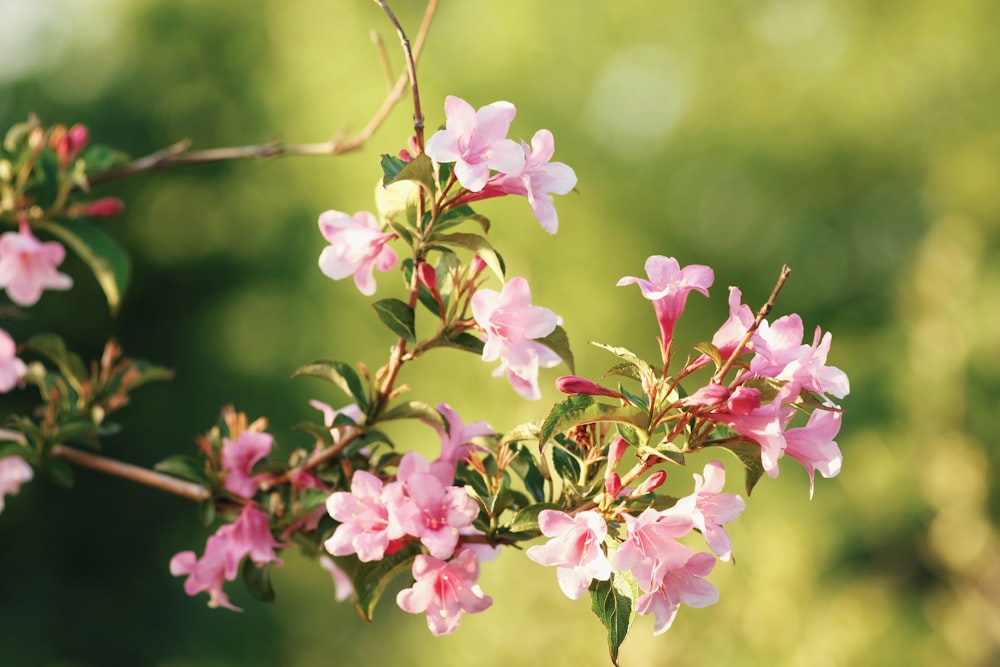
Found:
[416,261,438,292]
[604,472,622,498]
[727,386,761,415]
[555,375,624,399]
[57,124,88,165]
[636,470,667,495]
[83,197,124,218]
[606,435,628,470]
[469,255,487,277]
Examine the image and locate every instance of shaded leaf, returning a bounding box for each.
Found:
[431,204,491,234]
[539,394,648,449]
[705,439,766,495]
[22,333,88,389]
[354,542,422,621]
[241,559,276,603]
[372,298,417,344]
[292,421,335,448]
[379,153,407,185]
[551,446,582,485]
[590,341,654,381]
[386,152,436,196]
[430,232,505,281]
[508,502,562,533]
[40,456,74,488]
[291,360,370,413]
[379,400,445,430]
[499,420,542,447]
[155,454,208,483]
[39,220,131,316]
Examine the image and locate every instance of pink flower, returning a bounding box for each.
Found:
[0,221,73,306]
[526,509,611,600]
[319,556,354,602]
[751,315,850,401]
[617,256,713,352]
[635,549,719,635]
[610,508,693,590]
[396,548,493,636]
[56,124,88,164]
[486,130,577,233]
[784,409,843,498]
[668,461,745,561]
[0,455,33,514]
[221,430,273,498]
[424,95,522,192]
[325,470,401,562]
[471,276,562,399]
[0,328,26,393]
[385,451,479,560]
[556,375,625,400]
[82,197,125,218]
[169,505,282,611]
[431,403,493,472]
[317,210,398,296]
[711,392,796,478]
[711,286,758,360]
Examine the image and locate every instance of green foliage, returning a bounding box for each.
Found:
[353,542,422,622]
[372,298,417,344]
[291,360,371,413]
[589,572,637,667]
[38,219,131,316]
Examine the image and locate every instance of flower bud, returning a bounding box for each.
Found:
[604,472,622,499]
[56,124,88,165]
[636,470,667,494]
[416,261,438,293]
[606,434,628,470]
[684,382,730,407]
[555,375,624,399]
[727,386,761,415]
[469,255,487,278]
[83,197,124,218]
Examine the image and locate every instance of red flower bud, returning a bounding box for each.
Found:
[604,472,622,499]
[636,470,667,494]
[57,123,88,164]
[555,375,624,399]
[606,434,628,470]
[83,197,124,218]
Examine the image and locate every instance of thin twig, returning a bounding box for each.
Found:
[374,0,426,153]
[86,0,439,189]
[50,444,211,502]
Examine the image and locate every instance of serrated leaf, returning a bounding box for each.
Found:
[430,232,505,281]
[705,439,766,495]
[536,325,575,374]
[378,400,446,430]
[354,542,421,621]
[39,220,131,316]
[155,454,208,483]
[539,394,649,449]
[291,360,370,413]
[602,361,644,383]
[638,443,686,467]
[241,559,276,603]
[499,420,543,447]
[508,502,563,533]
[379,153,407,185]
[590,341,655,382]
[372,298,416,344]
[590,572,636,666]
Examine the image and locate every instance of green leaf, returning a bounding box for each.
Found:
[551,446,582,485]
[539,394,649,449]
[372,298,416,344]
[155,454,208,483]
[81,144,130,174]
[590,341,655,382]
[741,376,788,404]
[379,153,407,185]
[241,559,276,603]
[508,502,563,533]
[53,420,98,445]
[499,419,543,447]
[536,325,575,374]
[39,220,131,316]
[291,360,370,413]
[508,442,546,502]
[379,400,446,430]
[197,499,216,526]
[442,331,485,355]
[430,232,505,281]
[22,333,88,389]
[602,361,645,383]
[40,456,74,488]
[431,204,490,234]
[386,152,436,197]
[705,439,766,495]
[589,571,637,666]
[292,421,335,448]
[354,542,421,621]
[693,341,723,368]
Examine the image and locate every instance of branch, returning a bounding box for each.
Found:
[374,0,426,152]
[86,0,439,189]
[50,444,211,502]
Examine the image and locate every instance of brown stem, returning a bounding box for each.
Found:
[374,0,426,153]
[712,264,792,385]
[86,0,439,189]
[50,444,211,502]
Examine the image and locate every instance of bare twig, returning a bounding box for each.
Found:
[50,444,211,502]
[374,0,427,153]
[86,0,439,189]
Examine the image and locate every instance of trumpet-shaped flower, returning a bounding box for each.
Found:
[317,210,397,296]
[668,461,745,561]
[617,256,713,352]
[325,470,401,562]
[221,430,273,498]
[0,328,26,393]
[784,408,843,497]
[527,509,611,600]
[472,276,561,399]
[610,508,693,590]
[396,548,493,636]
[751,315,850,401]
[636,549,719,635]
[431,403,493,472]
[424,95,522,192]
[0,221,73,306]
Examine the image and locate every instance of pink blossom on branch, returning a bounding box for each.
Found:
[396,548,493,636]
[750,315,850,402]
[220,430,273,498]
[0,221,73,306]
[317,210,398,296]
[325,470,402,562]
[609,508,693,590]
[617,256,713,353]
[472,276,562,399]
[784,408,843,498]
[0,454,33,514]
[424,95,522,192]
[636,549,719,635]
[526,509,612,600]
[430,402,493,472]
[0,328,26,393]
[667,461,746,561]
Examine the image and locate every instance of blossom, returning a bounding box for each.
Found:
[424,95,522,192]
[750,315,850,401]
[317,210,398,296]
[784,408,843,498]
[471,276,562,399]
[0,455,33,514]
[526,509,611,600]
[487,130,577,233]
[220,430,273,498]
[668,461,745,561]
[609,508,692,589]
[325,470,400,562]
[0,328,26,393]
[396,548,493,636]
[617,256,713,351]
[710,391,796,478]
[635,549,719,635]
[226,504,283,565]
[0,221,73,306]
[711,286,758,360]
[385,451,479,560]
[319,556,354,602]
[430,403,493,472]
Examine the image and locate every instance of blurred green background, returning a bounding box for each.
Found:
[2,0,999,665]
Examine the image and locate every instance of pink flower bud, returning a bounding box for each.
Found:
[604,472,622,498]
[684,382,730,407]
[57,124,88,164]
[726,386,761,415]
[469,255,488,278]
[607,435,628,470]
[636,470,667,495]
[83,197,124,218]
[555,375,624,399]
[398,148,414,162]
[416,261,438,293]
